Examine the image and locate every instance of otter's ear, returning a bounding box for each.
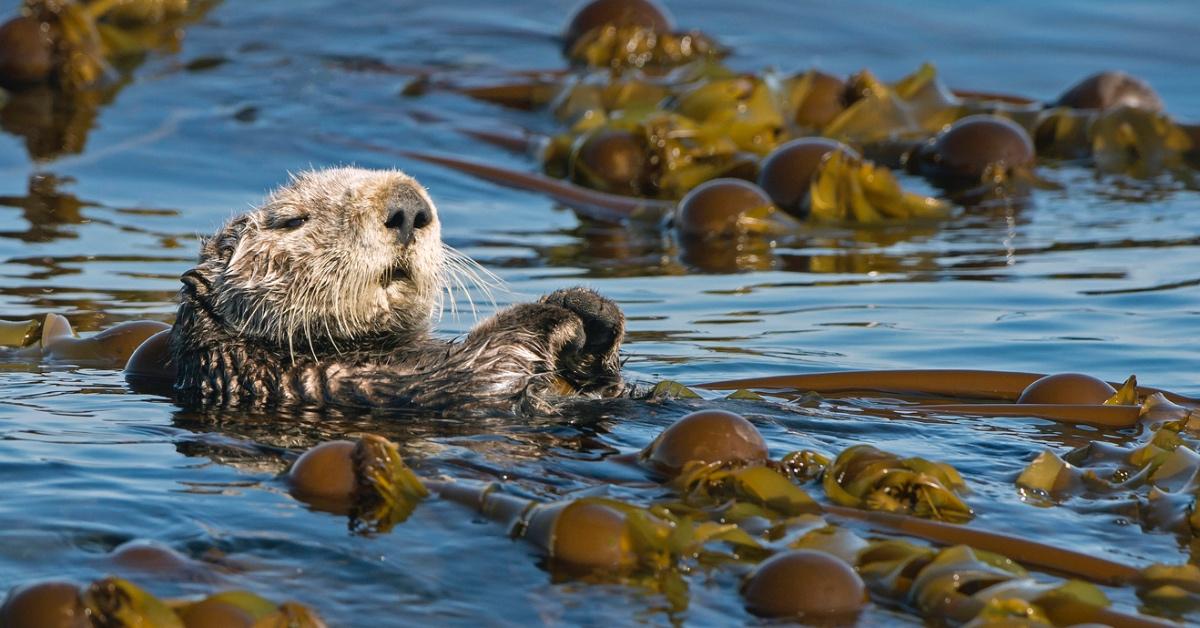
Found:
[181,267,210,295]
[207,215,251,263]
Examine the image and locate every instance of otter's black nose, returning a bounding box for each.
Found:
[384,200,433,245]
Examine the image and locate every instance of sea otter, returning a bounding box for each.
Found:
[170,168,624,411]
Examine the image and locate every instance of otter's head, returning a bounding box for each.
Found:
[181,168,444,352]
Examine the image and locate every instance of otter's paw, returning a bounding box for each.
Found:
[539,287,625,358]
[539,287,624,396]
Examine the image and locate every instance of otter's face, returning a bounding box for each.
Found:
[183,168,444,351]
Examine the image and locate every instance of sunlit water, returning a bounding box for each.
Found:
[0,0,1198,625]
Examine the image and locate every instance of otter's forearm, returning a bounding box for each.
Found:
[465,302,584,370]
[466,295,624,397]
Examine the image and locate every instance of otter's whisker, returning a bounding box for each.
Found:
[285,329,297,366]
[437,272,455,322]
[442,244,505,319]
[452,247,505,305]
[323,318,342,354]
[447,261,477,319]
[303,319,320,362]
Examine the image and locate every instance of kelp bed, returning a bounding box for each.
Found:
[1,0,1200,626]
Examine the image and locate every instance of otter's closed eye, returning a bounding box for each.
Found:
[275,216,309,230]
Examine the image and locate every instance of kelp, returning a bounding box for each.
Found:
[823,63,962,144]
[550,72,670,129]
[3,312,169,368]
[910,545,1028,617]
[778,68,847,130]
[962,599,1052,627]
[638,409,769,477]
[19,0,111,91]
[777,449,830,484]
[902,545,1119,626]
[1018,411,1200,501]
[856,539,936,598]
[0,0,214,159]
[828,503,1139,585]
[788,524,868,564]
[348,434,429,534]
[648,379,702,399]
[392,146,674,223]
[566,25,724,71]
[14,0,195,92]
[670,75,783,155]
[823,444,972,522]
[1108,374,1140,406]
[431,483,763,612]
[627,112,747,198]
[97,0,189,27]
[542,110,755,200]
[1016,450,1085,502]
[723,388,764,401]
[0,318,37,346]
[1137,563,1200,613]
[526,497,761,573]
[82,577,184,628]
[16,577,332,627]
[699,369,1200,409]
[1035,105,1195,178]
[673,461,821,517]
[853,540,1132,626]
[421,429,1162,624]
[807,150,950,223]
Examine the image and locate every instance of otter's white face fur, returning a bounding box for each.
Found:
[185,168,445,352]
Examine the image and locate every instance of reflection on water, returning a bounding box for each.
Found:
[0,0,219,161]
[0,86,105,160]
[1,0,1199,625]
[0,173,99,243]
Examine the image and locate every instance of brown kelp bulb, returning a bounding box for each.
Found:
[0,581,88,628]
[572,128,646,196]
[43,319,171,368]
[921,115,1034,180]
[524,500,638,571]
[643,409,769,474]
[87,321,172,362]
[124,329,175,382]
[178,599,255,628]
[0,17,55,88]
[1055,71,1164,112]
[562,0,674,50]
[109,540,196,574]
[286,441,357,501]
[1017,373,1117,405]
[793,70,847,128]
[758,137,856,217]
[674,178,774,237]
[742,550,868,619]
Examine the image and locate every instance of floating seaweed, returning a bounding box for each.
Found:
[823,444,973,523]
[285,434,429,534]
[0,577,326,628]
